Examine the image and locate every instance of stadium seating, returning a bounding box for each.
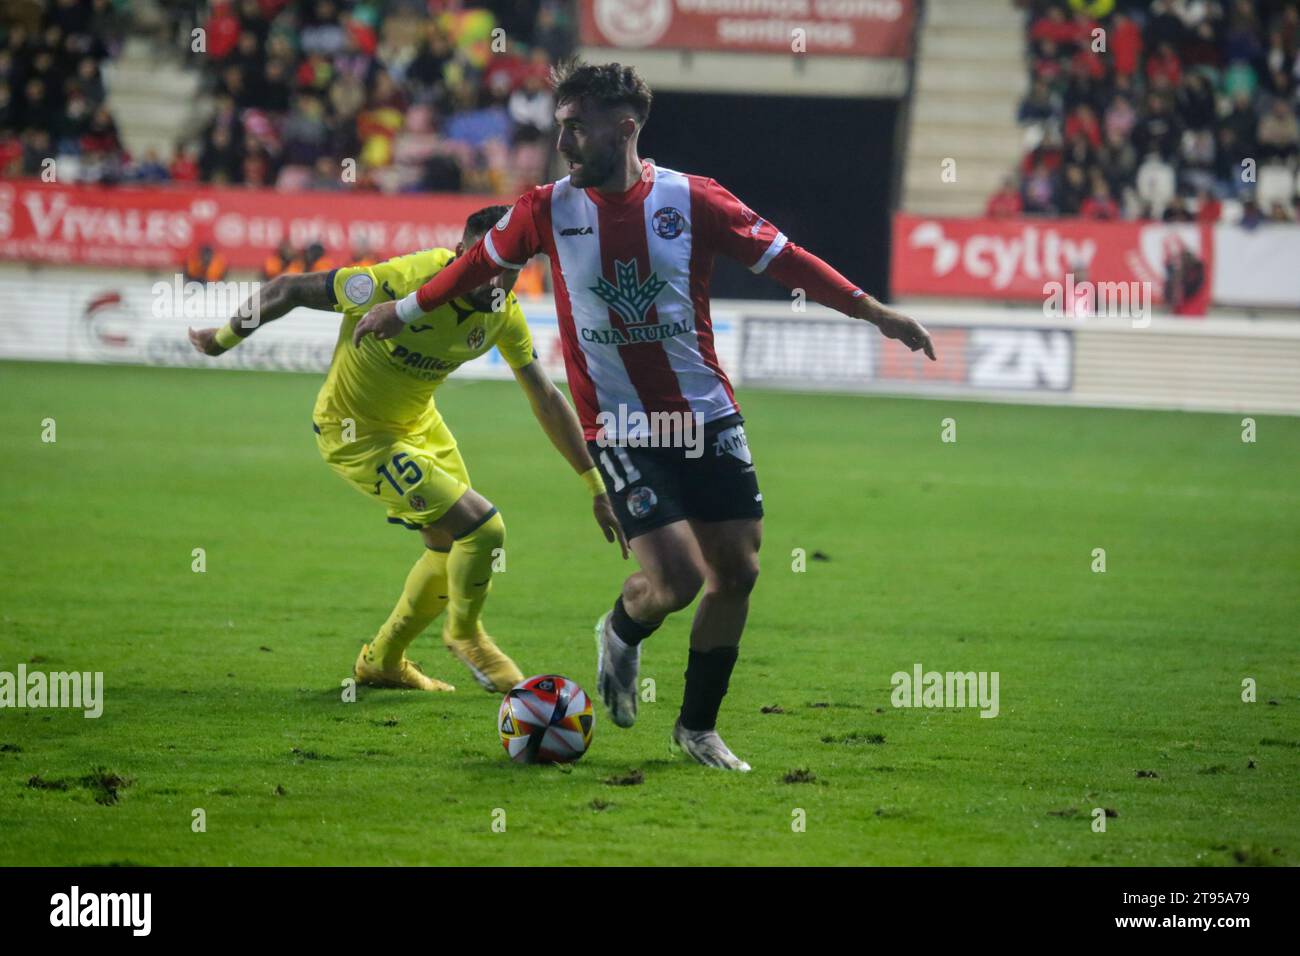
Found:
[1001,0,1300,223]
[0,0,575,195]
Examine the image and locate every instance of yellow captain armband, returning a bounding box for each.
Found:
[215,325,244,351]
[580,466,606,497]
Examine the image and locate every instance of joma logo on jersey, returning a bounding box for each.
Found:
[590,259,667,325]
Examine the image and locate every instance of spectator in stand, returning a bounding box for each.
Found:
[1110,11,1143,78]
[1194,186,1222,223]
[1022,159,1059,215]
[263,239,300,279]
[1239,194,1264,229]
[300,241,334,273]
[1059,162,1090,215]
[131,147,169,183]
[183,244,229,284]
[1162,194,1194,221]
[200,124,242,183]
[986,175,1024,218]
[170,143,200,182]
[203,1,242,61]
[1257,97,1300,160]
[1079,175,1120,219]
[1146,41,1183,89]
[1267,200,1293,222]
[1018,77,1059,125]
[1065,103,1103,148]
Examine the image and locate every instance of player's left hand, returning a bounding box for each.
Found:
[594,493,629,559]
[188,326,227,356]
[864,303,936,361]
[353,299,404,346]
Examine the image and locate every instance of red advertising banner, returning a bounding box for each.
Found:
[892,214,1214,315]
[579,0,915,58]
[0,180,499,271]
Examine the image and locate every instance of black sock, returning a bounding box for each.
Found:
[610,595,659,646]
[680,646,739,732]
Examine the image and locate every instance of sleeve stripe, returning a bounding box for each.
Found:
[484,232,525,271]
[324,268,340,306]
[750,232,788,274]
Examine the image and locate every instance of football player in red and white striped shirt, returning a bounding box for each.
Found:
[355,61,934,771]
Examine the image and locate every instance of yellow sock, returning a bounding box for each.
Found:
[368,548,450,669]
[445,510,505,640]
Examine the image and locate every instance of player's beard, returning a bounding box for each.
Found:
[566,146,619,189]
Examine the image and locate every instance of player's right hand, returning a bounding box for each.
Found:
[353,299,404,346]
[594,493,630,560]
[188,327,226,356]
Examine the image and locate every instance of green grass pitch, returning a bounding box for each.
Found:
[1,358,1297,866]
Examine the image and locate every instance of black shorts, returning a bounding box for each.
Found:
[587,413,764,540]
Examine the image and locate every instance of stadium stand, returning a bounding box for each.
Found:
[1,0,576,197]
[904,0,1029,216]
[1002,0,1300,223]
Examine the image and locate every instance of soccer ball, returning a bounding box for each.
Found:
[498,675,594,764]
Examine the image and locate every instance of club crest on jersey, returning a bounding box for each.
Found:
[627,485,658,519]
[408,494,427,511]
[591,259,667,325]
[466,326,485,349]
[652,206,684,239]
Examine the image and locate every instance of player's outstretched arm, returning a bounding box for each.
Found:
[763,245,936,361]
[850,293,936,361]
[352,241,504,347]
[511,360,629,560]
[188,272,333,357]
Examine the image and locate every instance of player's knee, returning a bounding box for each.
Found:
[655,569,704,613]
[710,559,760,598]
[457,508,505,552]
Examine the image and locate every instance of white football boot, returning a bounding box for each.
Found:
[594,611,640,728]
[671,719,752,772]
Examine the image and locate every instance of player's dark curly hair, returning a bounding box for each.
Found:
[550,59,653,125]
[464,205,511,237]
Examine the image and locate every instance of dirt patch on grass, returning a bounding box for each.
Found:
[604,769,644,786]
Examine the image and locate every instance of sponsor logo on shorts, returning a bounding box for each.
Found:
[466,326,485,349]
[626,486,658,519]
[408,494,427,511]
[713,424,752,464]
[652,206,684,239]
[343,273,375,305]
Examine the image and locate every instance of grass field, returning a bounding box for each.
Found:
[0,358,1297,866]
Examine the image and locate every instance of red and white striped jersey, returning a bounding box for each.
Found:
[486,162,787,440]
[411,161,866,440]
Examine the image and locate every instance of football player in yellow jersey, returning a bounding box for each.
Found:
[188,206,628,693]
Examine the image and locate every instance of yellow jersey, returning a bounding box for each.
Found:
[312,248,535,433]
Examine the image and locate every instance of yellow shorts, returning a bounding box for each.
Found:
[314,416,470,530]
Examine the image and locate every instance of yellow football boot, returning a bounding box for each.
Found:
[441,625,523,693]
[354,644,455,692]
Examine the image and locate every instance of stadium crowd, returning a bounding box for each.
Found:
[994,0,1300,224]
[0,0,575,197]
[0,0,128,182]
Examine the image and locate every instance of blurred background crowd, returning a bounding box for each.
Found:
[1,0,575,197]
[993,0,1300,224]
